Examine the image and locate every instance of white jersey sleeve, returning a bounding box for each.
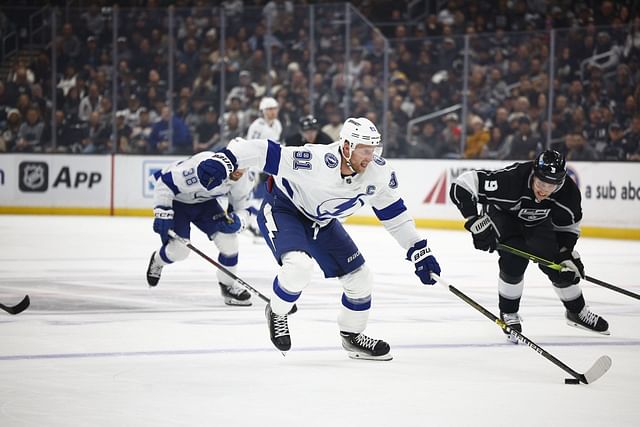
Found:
[225,138,423,249]
[151,151,250,208]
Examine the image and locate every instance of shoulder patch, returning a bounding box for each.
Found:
[324,152,339,168]
[373,155,386,166]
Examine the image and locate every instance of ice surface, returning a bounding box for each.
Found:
[0,215,638,426]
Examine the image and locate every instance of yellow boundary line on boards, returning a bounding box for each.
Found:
[1,207,639,241]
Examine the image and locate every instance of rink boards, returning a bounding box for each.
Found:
[0,154,639,239]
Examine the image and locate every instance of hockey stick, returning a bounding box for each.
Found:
[430,273,611,384]
[168,229,271,303]
[497,243,640,301]
[0,295,30,315]
[168,230,298,315]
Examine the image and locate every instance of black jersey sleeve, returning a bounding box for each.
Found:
[550,178,583,250]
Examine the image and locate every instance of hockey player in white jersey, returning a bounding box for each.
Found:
[204,117,442,360]
[246,96,282,140]
[244,96,283,239]
[146,151,255,306]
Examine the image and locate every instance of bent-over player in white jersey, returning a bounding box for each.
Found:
[146,151,255,306]
[206,117,442,360]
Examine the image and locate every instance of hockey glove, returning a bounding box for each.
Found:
[215,213,245,234]
[552,249,585,285]
[464,215,498,252]
[197,152,234,190]
[153,206,174,244]
[407,239,441,285]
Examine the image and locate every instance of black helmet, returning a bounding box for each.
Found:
[299,115,319,131]
[533,149,566,185]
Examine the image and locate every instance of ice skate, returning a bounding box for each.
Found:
[146,252,163,287]
[266,304,291,353]
[340,331,392,361]
[566,306,610,335]
[500,312,522,344]
[219,282,252,306]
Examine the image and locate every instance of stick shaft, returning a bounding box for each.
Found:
[497,243,640,300]
[432,274,585,382]
[167,230,270,303]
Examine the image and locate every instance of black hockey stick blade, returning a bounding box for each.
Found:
[0,295,30,315]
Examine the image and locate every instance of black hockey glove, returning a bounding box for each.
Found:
[552,249,585,286]
[464,215,498,253]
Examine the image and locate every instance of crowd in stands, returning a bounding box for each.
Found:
[0,0,639,161]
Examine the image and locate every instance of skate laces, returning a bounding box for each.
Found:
[226,283,247,297]
[270,312,289,338]
[354,333,378,350]
[578,307,598,327]
[501,312,522,325]
[149,258,162,277]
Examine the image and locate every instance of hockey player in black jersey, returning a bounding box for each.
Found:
[449,149,609,342]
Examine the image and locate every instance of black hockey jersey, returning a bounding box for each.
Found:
[449,161,582,249]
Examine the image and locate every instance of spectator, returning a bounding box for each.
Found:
[221,111,243,142]
[407,121,439,158]
[114,111,133,153]
[565,132,599,161]
[149,106,193,155]
[508,116,542,160]
[439,112,462,158]
[481,126,511,160]
[194,106,221,152]
[14,107,45,152]
[82,111,111,154]
[321,111,342,142]
[285,115,332,147]
[464,115,490,158]
[0,109,21,152]
[78,83,102,122]
[129,108,153,154]
[601,122,628,160]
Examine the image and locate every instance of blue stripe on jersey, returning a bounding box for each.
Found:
[372,198,407,221]
[152,170,162,180]
[217,253,238,267]
[219,148,238,169]
[264,139,281,175]
[273,277,301,303]
[281,178,294,199]
[341,293,371,311]
[161,172,181,195]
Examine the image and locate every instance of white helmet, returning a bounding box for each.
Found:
[339,117,382,153]
[259,96,278,111]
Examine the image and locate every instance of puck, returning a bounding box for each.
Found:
[564,378,580,385]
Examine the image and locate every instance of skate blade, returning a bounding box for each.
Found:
[346,351,393,361]
[223,298,252,306]
[566,320,610,335]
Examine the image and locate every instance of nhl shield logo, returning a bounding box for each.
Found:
[19,161,48,192]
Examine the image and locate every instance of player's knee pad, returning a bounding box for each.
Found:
[162,239,190,263]
[277,251,314,293]
[499,270,524,285]
[339,265,373,299]
[212,232,239,257]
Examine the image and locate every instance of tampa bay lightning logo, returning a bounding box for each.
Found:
[324,153,339,168]
[373,155,385,165]
[311,194,367,220]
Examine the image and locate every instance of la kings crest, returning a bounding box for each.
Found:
[517,208,551,222]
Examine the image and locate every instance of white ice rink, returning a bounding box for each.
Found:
[0,214,639,426]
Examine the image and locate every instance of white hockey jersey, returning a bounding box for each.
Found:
[152,151,254,216]
[246,117,282,141]
[226,138,422,249]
